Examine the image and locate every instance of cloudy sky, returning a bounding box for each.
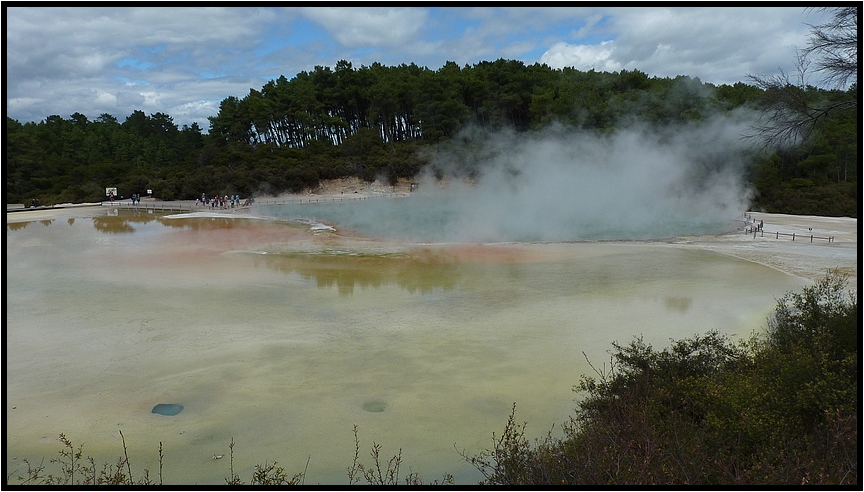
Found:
[5,6,830,131]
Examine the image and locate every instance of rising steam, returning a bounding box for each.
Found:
[271,112,762,242]
[409,113,759,242]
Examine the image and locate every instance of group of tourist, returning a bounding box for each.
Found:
[105,191,142,204]
[196,193,251,208]
[744,213,764,232]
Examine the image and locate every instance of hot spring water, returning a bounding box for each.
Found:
[260,191,740,243]
[6,203,805,485]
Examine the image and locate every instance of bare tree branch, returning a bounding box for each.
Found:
[802,7,858,89]
[746,7,858,148]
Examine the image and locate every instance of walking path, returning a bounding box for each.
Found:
[101,192,410,213]
[7,191,411,215]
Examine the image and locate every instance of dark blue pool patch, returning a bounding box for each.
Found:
[362,401,386,412]
[151,403,183,416]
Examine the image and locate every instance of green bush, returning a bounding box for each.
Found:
[468,272,857,485]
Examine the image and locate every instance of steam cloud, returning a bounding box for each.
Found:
[272,112,762,243]
[408,113,759,242]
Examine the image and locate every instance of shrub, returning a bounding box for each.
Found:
[467,272,857,485]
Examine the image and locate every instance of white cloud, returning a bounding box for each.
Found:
[537,7,821,84]
[93,90,118,107]
[169,100,221,127]
[301,7,427,47]
[540,40,623,72]
[5,97,43,115]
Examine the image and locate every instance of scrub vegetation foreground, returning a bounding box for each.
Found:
[9,272,857,486]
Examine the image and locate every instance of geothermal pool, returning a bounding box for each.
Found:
[5,204,809,485]
[263,187,741,243]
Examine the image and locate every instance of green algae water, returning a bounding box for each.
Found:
[260,192,738,243]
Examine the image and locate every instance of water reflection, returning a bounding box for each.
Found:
[88,213,259,235]
[7,221,29,231]
[91,213,163,233]
[248,244,734,301]
[254,251,462,295]
[158,216,258,231]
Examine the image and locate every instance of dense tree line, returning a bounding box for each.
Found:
[207,60,730,146]
[4,59,857,216]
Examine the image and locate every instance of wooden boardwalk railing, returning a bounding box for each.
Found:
[102,201,196,212]
[744,226,834,243]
